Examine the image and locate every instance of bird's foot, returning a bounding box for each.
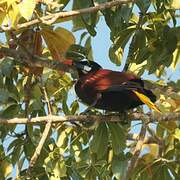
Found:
[80,107,92,115]
[68,118,95,130]
[79,108,101,130]
[105,111,129,125]
[68,120,81,128]
[119,111,129,124]
[80,107,101,115]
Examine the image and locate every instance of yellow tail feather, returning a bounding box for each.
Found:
[133,90,161,113]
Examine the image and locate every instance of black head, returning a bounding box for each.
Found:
[73,60,102,77]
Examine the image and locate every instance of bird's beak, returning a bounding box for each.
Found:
[73,61,91,72]
[63,60,91,72]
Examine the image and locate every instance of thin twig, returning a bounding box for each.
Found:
[42,86,52,115]
[1,0,134,31]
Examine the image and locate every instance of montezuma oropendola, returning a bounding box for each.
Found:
[64,60,159,112]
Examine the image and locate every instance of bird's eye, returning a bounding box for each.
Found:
[83,65,92,72]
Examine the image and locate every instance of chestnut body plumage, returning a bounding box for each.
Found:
[66,60,156,112]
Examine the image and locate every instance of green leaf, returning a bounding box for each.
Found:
[0,7,6,26]
[136,47,151,64]
[163,26,177,54]
[157,122,169,138]
[114,26,136,48]
[120,4,133,24]
[90,123,108,158]
[70,100,79,115]
[0,89,9,103]
[174,128,180,141]
[54,159,67,178]
[8,86,20,102]
[0,158,12,178]
[108,123,126,155]
[29,99,43,111]
[134,29,146,51]
[171,0,180,9]
[56,127,71,148]
[72,0,98,35]
[44,157,67,178]
[112,156,128,179]
[153,164,173,180]
[1,104,20,118]
[136,0,151,14]
[109,45,123,66]
[68,168,83,179]
[103,9,114,33]
[148,48,172,73]
[0,124,16,141]
[62,99,70,115]
[0,58,14,77]
[32,84,42,100]
[7,138,23,152]
[41,27,75,61]
[166,163,180,179]
[27,126,41,145]
[24,139,36,160]
[78,147,90,162]
[85,166,99,179]
[168,10,177,26]
[18,0,36,20]
[11,144,22,165]
[171,26,180,41]
[79,31,88,44]
[84,36,93,60]
[81,14,97,36]
[59,0,70,8]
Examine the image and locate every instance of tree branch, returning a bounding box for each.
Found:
[126,122,147,180]
[0,47,76,74]
[0,112,179,125]
[1,0,134,31]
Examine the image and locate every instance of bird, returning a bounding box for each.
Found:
[63,59,160,112]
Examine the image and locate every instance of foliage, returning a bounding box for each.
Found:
[0,0,179,179]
